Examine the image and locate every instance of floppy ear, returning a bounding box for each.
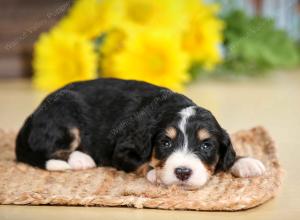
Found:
[216,130,236,172]
[111,120,154,172]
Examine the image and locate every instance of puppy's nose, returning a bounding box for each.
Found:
[174,167,192,181]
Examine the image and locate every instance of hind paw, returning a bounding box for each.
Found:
[68,151,96,170]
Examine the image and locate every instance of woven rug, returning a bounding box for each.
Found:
[0,126,282,211]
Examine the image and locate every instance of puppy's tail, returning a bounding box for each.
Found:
[15,115,47,168]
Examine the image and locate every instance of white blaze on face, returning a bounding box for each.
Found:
[158,106,211,188]
[178,106,195,152]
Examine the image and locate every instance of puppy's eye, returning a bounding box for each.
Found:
[161,139,172,148]
[200,142,213,151]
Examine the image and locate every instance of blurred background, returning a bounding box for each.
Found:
[0,0,299,80]
[0,0,300,219]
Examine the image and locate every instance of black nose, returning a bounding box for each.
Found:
[174,167,192,181]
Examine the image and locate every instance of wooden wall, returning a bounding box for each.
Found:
[0,0,72,78]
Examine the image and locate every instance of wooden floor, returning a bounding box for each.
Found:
[0,71,300,219]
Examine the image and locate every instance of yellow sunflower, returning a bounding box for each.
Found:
[182,1,224,69]
[115,0,189,35]
[56,0,120,39]
[33,29,97,92]
[100,29,126,56]
[99,29,127,76]
[104,31,189,91]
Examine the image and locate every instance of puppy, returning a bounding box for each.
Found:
[16,78,265,188]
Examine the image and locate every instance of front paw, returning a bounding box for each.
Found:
[231,157,266,178]
[146,169,157,183]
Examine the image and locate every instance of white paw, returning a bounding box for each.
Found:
[231,157,266,178]
[68,151,96,170]
[46,159,71,171]
[146,169,157,183]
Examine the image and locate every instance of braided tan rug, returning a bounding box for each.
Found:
[0,126,282,211]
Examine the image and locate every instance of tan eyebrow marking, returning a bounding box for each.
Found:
[165,126,177,139]
[198,129,211,141]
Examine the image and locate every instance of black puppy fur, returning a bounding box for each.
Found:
[16,78,236,176]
